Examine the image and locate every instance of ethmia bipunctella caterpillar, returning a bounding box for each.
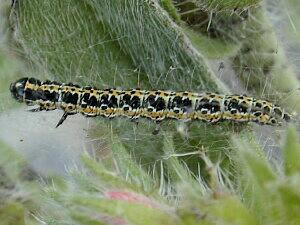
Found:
[10,77,292,134]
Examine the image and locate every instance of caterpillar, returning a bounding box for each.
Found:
[10,77,291,133]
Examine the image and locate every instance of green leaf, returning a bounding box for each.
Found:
[70,212,106,225]
[184,26,242,59]
[85,0,223,91]
[110,135,155,192]
[72,196,179,225]
[283,126,300,176]
[197,0,261,11]
[277,175,300,224]
[18,0,138,87]
[160,0,181,23]
[81,154,138,191]
[231,136,276,186]
[0,203,25,225]
[207,196,258,225]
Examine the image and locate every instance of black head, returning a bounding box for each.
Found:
[10,77,29,102]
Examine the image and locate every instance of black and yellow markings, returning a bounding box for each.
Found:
[10,77,292,129]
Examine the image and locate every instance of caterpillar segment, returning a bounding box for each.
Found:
[10,77,291,130]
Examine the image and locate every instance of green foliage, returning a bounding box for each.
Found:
[0,1,22,112]
[171,0,261,14]
[0,141,39,225]
[231,9,300,112]
[195,0,261,11]
[1,0,300,224]
[0,203,25,225]
[232,131,300,225]
[283,126,300,175]
[160,0,181,23]
[184,26,241,59]
[17,0,137,87]
[172,1,299,113]
[2,127,300,224]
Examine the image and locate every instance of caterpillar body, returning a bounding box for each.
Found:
[10,77,291,130]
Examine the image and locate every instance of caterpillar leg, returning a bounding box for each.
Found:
[152,121,161,135]
[56,112,76,128]
[28,107,42,112]
[130,118,139,125]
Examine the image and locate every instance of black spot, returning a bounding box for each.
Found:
[24,89,37,101]
[254,111,262,117]
[123,106,130,111]
[84,86,92,90]
[123,94,132,105]
[238,101,248,113]
[283,113,291,121]
[231,109,237,114]
[197,98,210,111]
[270,118,277,124]
[101,105,108,110]
[130,90,136,95]
[130,96,141,109]
[29,90,47,101]
[209,94,216,98]
[154,97,166,111]
[42,80,51,85]
[210,100,220,113]
[147,107,153,112]
[172,96,183,108]
[174,109,180,114]
[183,98,192,107]
[108,95,118,108]
[44,90,59,102]
[182,98,192,113]
[146,96,166,111]
[255,102,262,108]
[263,106,270,113]
[274,108,282,117]
[82,93,90,103]
[155,91,161,95]
[227,99,239,111]
[147,95,156,105]
[201,109,208,114]
[28,78,41,86]
[50,81,61,85]
[99,94,109,106]
[63,92,78,105]
[88,96,98,107]
[120,94,141,109]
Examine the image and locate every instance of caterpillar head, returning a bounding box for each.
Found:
[10,77,29,102]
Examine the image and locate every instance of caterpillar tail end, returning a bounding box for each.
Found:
[281,111,300,130]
